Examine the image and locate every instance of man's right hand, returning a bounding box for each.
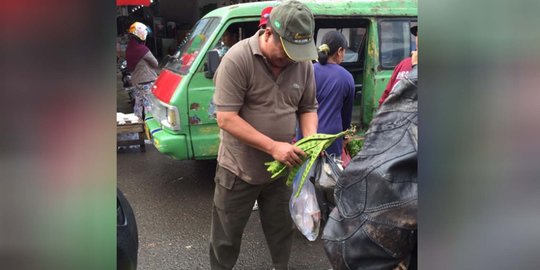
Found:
[270,141,306,168]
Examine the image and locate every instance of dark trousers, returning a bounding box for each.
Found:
[209,165,294,270]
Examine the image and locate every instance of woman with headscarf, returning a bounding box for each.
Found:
[297,31,355,159]
[125,22,158,119]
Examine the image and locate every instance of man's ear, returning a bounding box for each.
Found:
[263,28,272,42]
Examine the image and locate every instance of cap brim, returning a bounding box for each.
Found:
[280,36,318,62]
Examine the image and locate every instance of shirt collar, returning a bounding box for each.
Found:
[248,29,264,57]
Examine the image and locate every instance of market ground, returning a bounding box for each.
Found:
[117,74,332,269]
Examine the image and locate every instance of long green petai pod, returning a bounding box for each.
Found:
[264,127,356,197]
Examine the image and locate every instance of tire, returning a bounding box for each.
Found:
[117,188,138,270]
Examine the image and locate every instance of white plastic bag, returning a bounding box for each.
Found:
[289,161,321,241]
[317,153,343,189]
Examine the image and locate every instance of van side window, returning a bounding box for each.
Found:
[316,27,367,63]
[378,20,417,69]
[204,21,259,73]
[213,26,240,57]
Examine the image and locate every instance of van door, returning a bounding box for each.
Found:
[186,20,260,159]
[313,17,370,129]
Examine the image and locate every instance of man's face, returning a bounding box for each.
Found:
[264,29,295,68]
[222,31,237,48]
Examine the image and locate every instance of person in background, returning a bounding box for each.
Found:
[258,6,273,29]
[222,27,239,48]
[216,26,239,57]
[378,25,418,107]
[210,1,319,269]
[125,22,159,119]
[296,30,355,158]
[295,30,354,227]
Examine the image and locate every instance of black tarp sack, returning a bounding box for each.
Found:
[322,66,418,270]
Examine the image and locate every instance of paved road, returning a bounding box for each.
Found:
[117,145,332,270]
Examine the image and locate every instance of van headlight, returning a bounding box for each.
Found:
[147,94,181,131]
[163,106,180,130]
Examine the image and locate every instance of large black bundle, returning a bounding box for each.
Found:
[322,66,418,270]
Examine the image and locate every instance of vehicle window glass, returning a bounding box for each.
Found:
[164,17,221,74]
[204,20,259,73]
[379,20,417,69]
[316,27,366,63]
[211,24,242,58]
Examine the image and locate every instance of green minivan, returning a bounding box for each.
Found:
[145,0,417,160]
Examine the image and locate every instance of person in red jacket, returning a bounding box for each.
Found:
[378,25,418,107]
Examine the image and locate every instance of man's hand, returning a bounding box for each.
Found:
[411,50,418,66]
[270,141,306,168]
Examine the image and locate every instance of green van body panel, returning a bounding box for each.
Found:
[186,72,220,159]
[145,0,417,160]
[145,113,190,160]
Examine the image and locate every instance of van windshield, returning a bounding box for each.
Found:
[164,17,221,75]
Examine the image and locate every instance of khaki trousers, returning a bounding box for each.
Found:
[209,165,294,270]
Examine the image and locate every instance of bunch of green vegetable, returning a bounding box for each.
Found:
[346,137,364,157]
[265,127,356,197]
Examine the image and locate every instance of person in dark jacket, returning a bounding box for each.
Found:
[322,65,418,270]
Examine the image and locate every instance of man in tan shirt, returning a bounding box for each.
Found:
[210,1,319,269]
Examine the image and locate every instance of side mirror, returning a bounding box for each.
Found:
[204,50,221,79]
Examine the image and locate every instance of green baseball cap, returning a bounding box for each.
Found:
[269,0,317,62]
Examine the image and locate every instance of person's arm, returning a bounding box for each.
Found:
[342,74,355,131]
[143,51,159,69]
[298,112,318,138]
[379,59,407,107]
[297,63,318,138]
[217,111,305,167]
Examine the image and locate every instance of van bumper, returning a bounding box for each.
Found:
[144,114,190,160]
